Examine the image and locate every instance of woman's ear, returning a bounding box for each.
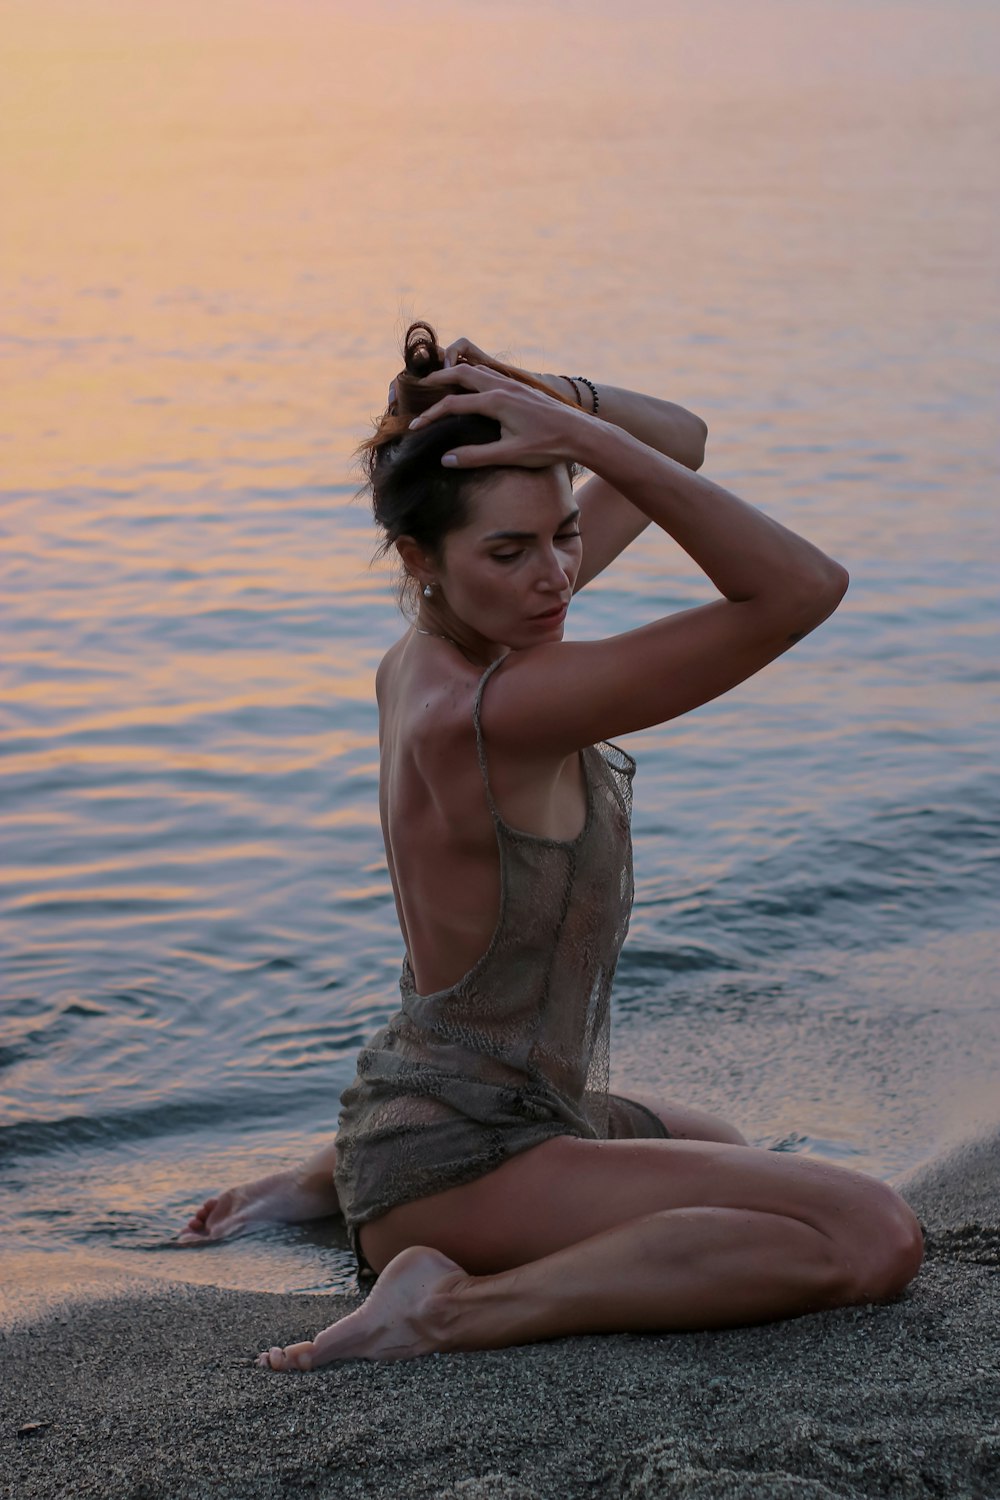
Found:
[395,536,434,593]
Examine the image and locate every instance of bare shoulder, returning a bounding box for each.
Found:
[378,638,488,756]
[379,645,504,845]
[375,637,407,706]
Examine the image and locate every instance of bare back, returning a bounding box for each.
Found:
[377,634,591,997]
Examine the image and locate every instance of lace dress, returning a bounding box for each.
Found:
[333,654,668,1273]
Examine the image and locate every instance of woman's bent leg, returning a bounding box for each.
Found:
[258,1136,923,1371]
[363,1135,919,1277]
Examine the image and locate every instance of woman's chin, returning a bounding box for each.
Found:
[523,617,567,642]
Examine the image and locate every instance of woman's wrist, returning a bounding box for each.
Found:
[539,372,597,413]
[572,411,646,478]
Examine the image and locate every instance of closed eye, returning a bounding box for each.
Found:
[492,530,581,563]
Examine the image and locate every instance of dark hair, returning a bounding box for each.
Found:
[356,321,577,611]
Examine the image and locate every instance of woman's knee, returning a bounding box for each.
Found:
[867,1184,924,1298]
[633,1094,749,1147]
[833,1179,924,1304]
[699,1114,749,1147]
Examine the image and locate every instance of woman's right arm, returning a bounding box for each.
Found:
[413,369,849,754]
[579,420,847,640]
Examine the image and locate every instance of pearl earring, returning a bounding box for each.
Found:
[423,583,434,598]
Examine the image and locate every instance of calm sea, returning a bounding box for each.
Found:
[2,0,998,1314]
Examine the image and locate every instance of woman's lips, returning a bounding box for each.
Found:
[528,602,568,624]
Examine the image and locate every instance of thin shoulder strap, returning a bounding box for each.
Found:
[472,655,507,817]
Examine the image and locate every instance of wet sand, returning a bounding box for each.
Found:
[3,1133,998,1500]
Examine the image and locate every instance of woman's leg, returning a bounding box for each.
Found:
[180,1094,735,1245]
[258,1135,923,1370]
[181,1097,739,1245]
[179,1138,340,1244]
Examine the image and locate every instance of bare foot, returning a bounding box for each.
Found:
[256,1246,468,1370]
[177,1168,341,1246]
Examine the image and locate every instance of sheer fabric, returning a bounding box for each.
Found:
[333,654,637,1251]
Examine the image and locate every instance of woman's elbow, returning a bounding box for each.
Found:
[787,559,850,637]
[826,560,850,607]
[683,415,709,471]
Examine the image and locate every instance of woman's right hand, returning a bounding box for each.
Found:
[408,362,592,471]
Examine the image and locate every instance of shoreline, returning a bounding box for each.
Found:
[3,1134,998,1500]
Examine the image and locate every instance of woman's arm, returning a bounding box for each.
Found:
[410,367,848,754]
[535,375,708,591]
[537,373,707,468]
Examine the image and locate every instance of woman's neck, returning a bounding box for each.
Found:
[411,607,503,669]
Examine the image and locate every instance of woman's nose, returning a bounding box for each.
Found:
[537,550,571,591]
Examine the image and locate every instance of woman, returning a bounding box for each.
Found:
[182,324,923,1370]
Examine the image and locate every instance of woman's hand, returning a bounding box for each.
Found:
[408,363,591,470]
[438,335,495,370]
[438,336,576,404]
[388,335,493,410]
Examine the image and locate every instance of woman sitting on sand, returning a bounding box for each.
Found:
[181,323,923,1370]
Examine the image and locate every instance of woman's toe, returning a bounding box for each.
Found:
[256,1346,286,1370]
[256,1341,313,1372]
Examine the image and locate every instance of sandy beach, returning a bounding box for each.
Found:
[3,1132,998,1500]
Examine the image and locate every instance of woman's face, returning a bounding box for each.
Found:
[435,466,583,649]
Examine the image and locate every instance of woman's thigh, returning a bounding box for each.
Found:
[359,1134,914,1277]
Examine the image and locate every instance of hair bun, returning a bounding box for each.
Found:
[403,321,443,378]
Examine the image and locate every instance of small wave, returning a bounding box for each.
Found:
[0,1091,325,1165]
[617,944,744,978]
[639,777,999,960]
[761,1133,865,1162]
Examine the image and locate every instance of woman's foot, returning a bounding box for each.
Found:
[256,1246,467,1370]
[177,1167,341,1245]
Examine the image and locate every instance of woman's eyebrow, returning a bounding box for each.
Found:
[482,508,581,543]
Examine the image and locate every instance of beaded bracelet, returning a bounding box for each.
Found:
[574,375,599,414]
[559,375,584,407]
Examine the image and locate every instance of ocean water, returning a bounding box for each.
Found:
[2,0,998,1314]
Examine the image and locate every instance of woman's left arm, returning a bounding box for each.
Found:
[536,375,709,591]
